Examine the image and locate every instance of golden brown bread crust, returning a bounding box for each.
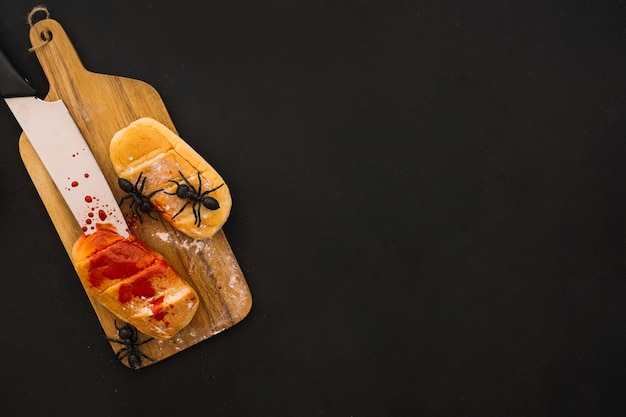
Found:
[110,118,231,239]
[71,223,199,339]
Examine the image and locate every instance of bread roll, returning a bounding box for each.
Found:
[110,117,231,239]
[72,223,199,339]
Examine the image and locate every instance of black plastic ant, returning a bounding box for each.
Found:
[165,170,224,227]
[107,320,154,371]
[118,172,162,222]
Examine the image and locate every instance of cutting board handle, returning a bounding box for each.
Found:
[29,19,87,100]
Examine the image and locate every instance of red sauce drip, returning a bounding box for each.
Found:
[98,210,107,221]
[85,219,92,224]
[153,312,167,322]
[84,173,90,178]
[88,212,94,218]
[71,181,79,187]
[82,226,88,232]
[125,213,138,229]
[85,196,93,202]
[150,296,167,321]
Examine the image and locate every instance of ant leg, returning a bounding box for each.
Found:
[128,198,137,212]
[110,348,131,368]
[134,172,144,190]
[146,209,162,221]
[130,202,144,223]
[107,321,126,345]
[106,337,125,345]
[119,193,135,207]
[171,200,191,220]
[136,337,154,346]
[178,170,197,193]
[146,188,164,198]
[138,175,148,194]
[164,179,181,195]
[138,351,155,363]
[195,171,203,194]
[190,202,200,226]
[201,183,225,196]
[114,347,130,361]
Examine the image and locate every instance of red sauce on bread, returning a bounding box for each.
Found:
[150,295,167,322]
[118,274,156,303]
[87,238,155,288]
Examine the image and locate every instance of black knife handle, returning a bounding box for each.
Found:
[0,47,36,98]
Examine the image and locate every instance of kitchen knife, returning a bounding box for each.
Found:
[0,47,129,237]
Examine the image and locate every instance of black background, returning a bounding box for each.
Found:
[1,1,625,416]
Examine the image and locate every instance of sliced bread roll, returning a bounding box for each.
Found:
[72,223,199,339]
[110,117,231,239]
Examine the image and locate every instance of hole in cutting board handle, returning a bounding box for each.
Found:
[39,30,53,42]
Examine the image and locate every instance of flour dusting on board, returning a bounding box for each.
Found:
[154,231,206,254]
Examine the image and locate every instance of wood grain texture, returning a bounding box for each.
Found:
[18,18,252,368]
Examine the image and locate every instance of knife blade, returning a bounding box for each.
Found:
[1,47,129,237]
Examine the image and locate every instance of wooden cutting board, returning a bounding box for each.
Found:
[18,18,252,369]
